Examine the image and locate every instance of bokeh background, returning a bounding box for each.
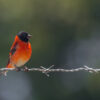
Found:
[0,0,100,100]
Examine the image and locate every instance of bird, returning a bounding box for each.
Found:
[5,31,32,74]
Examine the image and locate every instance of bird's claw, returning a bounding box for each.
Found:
[23,66,29,72]
[15,67,21,72]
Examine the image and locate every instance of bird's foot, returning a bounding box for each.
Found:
[23,66,29,72]
[15,67,21,72]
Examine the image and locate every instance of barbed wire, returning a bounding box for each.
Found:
[0,65,100,77]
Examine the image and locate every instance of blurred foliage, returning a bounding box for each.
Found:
[0,0,100,100]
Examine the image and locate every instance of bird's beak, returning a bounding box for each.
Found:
[28,34,32,39]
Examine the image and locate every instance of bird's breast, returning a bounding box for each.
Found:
[11,42,32,67]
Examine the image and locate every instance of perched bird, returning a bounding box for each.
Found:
[6,31,32,69]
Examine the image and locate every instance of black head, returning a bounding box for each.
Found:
[17,32,31,42]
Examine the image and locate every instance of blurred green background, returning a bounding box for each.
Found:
[0,0,100,100]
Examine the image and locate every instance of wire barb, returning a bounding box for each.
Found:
[40,65,54,77]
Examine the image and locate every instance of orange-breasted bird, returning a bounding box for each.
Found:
[6,32,32,69]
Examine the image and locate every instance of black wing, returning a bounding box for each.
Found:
[10,42,18,55]
[6,42,18,66]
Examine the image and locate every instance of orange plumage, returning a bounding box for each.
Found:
[6,32,32,68]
